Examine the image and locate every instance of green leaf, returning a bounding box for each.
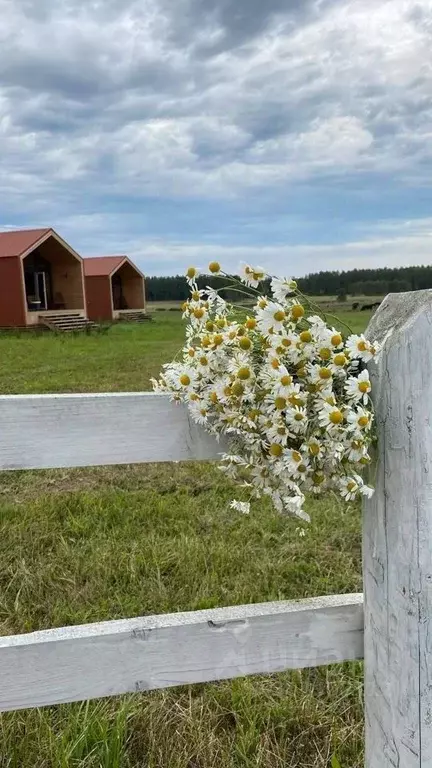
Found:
[331,757,342,768]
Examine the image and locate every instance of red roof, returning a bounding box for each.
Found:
[83,256,127,277]
[0,228,52,259]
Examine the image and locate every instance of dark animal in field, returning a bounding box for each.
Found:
[361,301,381,311]
[352,302,360,310]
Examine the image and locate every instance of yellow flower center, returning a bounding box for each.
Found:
[201,336,210,348]
[245,317,257,330]
[347,481,357,492]
[229,330,237,340]
[217,318,226,329]
[319,367,332,380]
[273,310,285,322]
[258,299,267,309]
[210,392,218,404]
[296,367,307,378]
[189,393,199,401]
[312,472,325,485]
[289,394,304,407]
[206,320,215,332]
[237,327,245,337]
[213,334,223,346]
[282,338,292,347]
[191,290,200,301]
[333,353,346,367]
[208,261,221,274]
[319,348,331,360]
[309,443,320,456]
[280,375,292,386]
[253,271,264,282]
[237,366,251,380]
[331,333,342,347]
[271,358,280,369]
[232,381,245,397]
[181,302,188,312]
[277,426,286,435]
[269,443,283,457]
[180,374,191,386]
[292,450,302,463]
[188,348,195,357]
[186,267,197,279]
[291,304,305,320]
[274,397,286,410]
[300,330,312,343]
[239,336,252,350]
[249,409,260,420]
[357,340,367,352]
[224,386,232,397]
[358,415,369,427]
[358,380,370,393]
[298,463,307,473]
[294,411,304,421]
[194,308,205,319]
[329,409,343,425]
[199,356,208,366]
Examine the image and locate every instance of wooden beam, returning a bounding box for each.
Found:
[0,393,223,470]
[0,594,363,711]
[364,290,432,767]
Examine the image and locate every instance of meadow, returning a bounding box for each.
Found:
[0,306,372,767]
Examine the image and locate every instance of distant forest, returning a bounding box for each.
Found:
[145,265,432,302]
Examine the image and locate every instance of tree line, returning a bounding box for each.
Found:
[145,265,432,302]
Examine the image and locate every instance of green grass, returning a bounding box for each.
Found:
[0,309,371,767]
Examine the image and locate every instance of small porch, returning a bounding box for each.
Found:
[111,261,145,320]
[22,235,86,326]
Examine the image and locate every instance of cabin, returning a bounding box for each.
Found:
[84,256,146,323]
[0,228,88,329]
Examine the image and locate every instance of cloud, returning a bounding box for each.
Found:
[0,0,431,273]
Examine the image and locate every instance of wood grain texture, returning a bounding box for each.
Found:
[0,594,363,711]
[0,393,224,469]
[364,290,432,767]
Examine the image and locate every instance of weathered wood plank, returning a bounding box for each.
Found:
[0,594,363,711]
[0,393,223,470]
[364,290,432,767]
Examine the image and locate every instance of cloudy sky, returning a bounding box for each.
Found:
[1,0,432,276]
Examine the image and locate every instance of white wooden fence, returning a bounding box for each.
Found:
[0,291,429,767]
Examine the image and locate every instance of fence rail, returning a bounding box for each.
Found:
[0,594,363,712]
[0,392,224,470]
[1,291,432,766]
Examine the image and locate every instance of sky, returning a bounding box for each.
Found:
[1,0,432,276]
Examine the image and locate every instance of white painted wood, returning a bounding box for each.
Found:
[0,593,363,711]
[0,393,224,469]
[364,290,432,767]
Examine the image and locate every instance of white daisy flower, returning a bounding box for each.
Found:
[230,500,250,515]
[286,406,308,434]
[270,276,297,303]
[339,475,361,501]
[185,266,201,286]
[345,334,379,363]
[345,370,372,404]
[346,405,373,433]
[239,262,266,287]
[165,365,198,392]
[318,403,345,431]
[329,351,349,375]
[256,301,287,335]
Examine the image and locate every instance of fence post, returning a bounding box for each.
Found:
[364,290,432,767]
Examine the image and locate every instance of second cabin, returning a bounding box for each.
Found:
[84,256,147,323]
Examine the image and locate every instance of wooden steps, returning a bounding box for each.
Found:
[39,313,99,333]
[118,311,152,323]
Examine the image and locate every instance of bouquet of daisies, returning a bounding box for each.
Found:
[152,262,378,520]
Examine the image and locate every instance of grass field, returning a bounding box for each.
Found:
[0,308,372,767]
